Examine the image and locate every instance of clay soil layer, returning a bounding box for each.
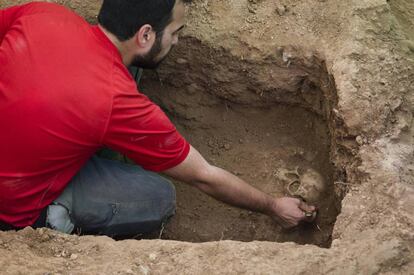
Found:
[1,0,413,274]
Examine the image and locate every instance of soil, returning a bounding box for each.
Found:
[159,104,338,246]
[1,0,413,274]
[142,59,339,247]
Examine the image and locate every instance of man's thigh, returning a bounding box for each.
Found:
[48,156,176,237]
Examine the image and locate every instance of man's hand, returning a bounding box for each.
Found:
[165,146,317,228]
[271,197,316,229]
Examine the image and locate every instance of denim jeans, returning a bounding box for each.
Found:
[47,156,176,238]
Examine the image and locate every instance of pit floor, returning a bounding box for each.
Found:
[142,80,340,247]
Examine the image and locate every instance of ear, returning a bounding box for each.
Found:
[134,24,156,50]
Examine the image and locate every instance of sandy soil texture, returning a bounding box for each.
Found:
[0,0,413,274]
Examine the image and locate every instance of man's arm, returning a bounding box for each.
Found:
[164,146,316,228]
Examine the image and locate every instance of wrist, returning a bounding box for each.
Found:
[265,196,280,217]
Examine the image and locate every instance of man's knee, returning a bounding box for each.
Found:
[154,177,176,221]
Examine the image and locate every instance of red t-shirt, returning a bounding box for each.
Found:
[0,2,190,227]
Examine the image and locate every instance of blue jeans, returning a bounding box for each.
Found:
[47,156,176,238]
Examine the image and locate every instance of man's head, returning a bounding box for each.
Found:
[98,0,185,68]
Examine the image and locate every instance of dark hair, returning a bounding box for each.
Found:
[98,0,176,41]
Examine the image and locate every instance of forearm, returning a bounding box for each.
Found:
[190,165,276,215]
[164,146,315,228]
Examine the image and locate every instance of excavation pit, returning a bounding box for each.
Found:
[0,0,412,273]
[140,38,348,248]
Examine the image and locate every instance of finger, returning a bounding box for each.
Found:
[303,210,317,223]
[292,195,307,203]
[298,201,317,223]
[298,200,316,213]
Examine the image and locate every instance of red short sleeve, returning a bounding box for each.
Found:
[103,81,190,172]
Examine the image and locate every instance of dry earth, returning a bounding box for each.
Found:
[0,0,413,274]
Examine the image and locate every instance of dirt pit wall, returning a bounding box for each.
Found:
[140,35,349,247]
[0,0,413,274]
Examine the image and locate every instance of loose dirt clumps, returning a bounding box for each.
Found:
[1,0,413,274]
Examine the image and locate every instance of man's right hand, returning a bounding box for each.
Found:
[271,197,317,229]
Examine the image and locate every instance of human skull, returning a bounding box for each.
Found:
[287,168,326,203]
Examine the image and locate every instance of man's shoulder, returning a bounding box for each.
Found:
[111,64,141,94]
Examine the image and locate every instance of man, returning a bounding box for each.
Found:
[0,0,316,237]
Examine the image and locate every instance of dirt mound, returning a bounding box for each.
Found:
[1,0,413,274]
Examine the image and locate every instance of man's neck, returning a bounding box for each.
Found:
[98,25,134,66]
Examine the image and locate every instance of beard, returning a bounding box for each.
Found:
[131,32,171,69]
